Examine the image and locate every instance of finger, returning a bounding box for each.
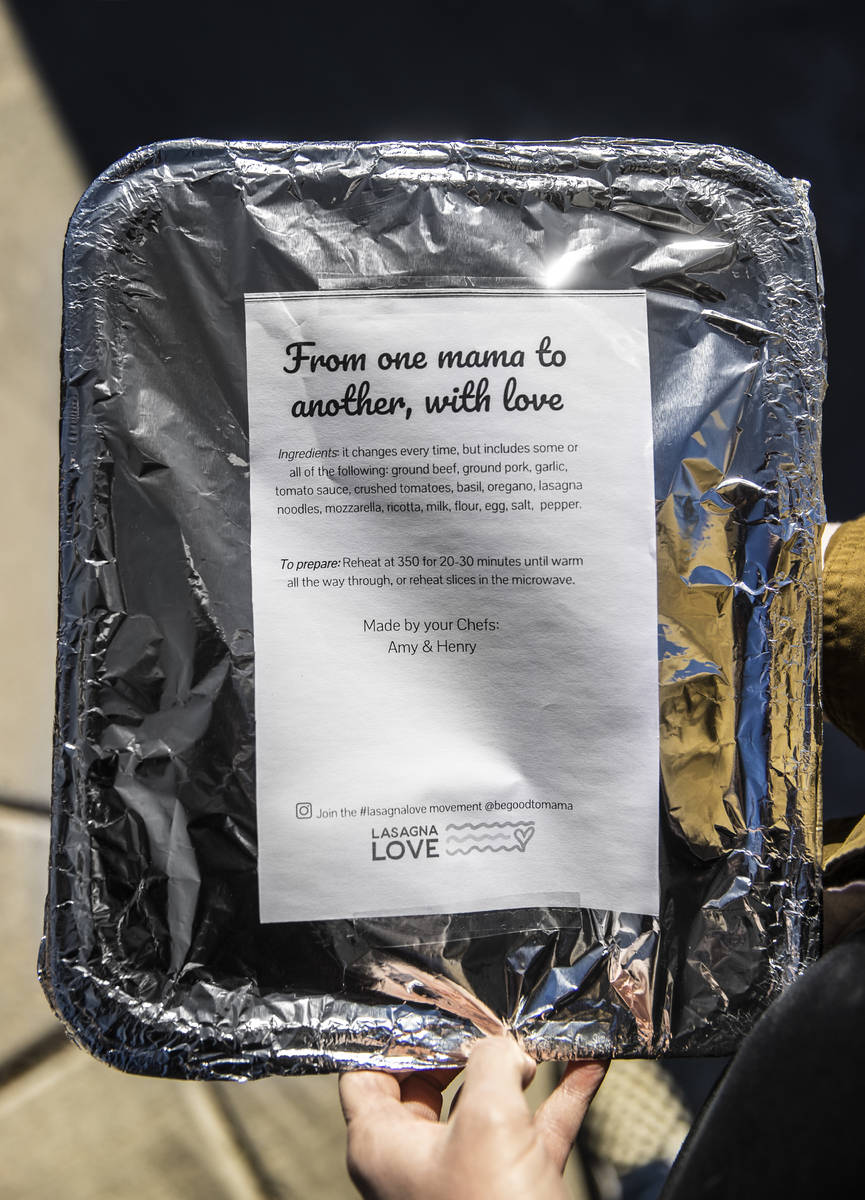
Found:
[341,1069,447,1200]
[533,1058,609,1172]
[338,1069,403,1126]
[340,1071,422,1200]
[452,1037,537,1130]
[399,1072,451,1122]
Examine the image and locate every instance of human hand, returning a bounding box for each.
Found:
[339,1037,608,1200]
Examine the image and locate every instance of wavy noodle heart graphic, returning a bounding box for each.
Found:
[444,820,536,855]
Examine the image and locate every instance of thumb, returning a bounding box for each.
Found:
[451,1037,536,1130]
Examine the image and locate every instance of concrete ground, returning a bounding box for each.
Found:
[0,7,612,1196]
[0,4,354,1195]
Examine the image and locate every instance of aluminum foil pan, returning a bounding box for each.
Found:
[40,139,824,1077]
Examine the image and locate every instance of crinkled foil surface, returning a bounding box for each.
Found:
[41,139,824,1077]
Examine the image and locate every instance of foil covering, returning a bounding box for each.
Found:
[41,139,824,1077]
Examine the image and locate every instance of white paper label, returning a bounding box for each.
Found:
[245,290,659,922]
